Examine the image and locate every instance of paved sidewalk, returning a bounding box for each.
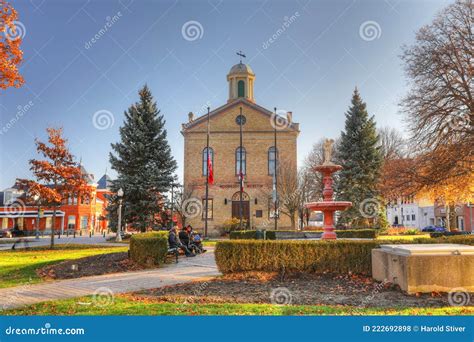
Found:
[0,249,220,310]
[0,234,127,250]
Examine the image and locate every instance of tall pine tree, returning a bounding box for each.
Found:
[109,85,177,232]
[336,88,382,227]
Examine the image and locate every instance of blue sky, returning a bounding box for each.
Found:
[0,0,450,189]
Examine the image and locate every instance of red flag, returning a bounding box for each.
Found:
[207,151,214,185]
[239,171,244,192]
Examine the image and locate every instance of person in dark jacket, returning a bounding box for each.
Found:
[169,227,194,257]
[178,226,190,247]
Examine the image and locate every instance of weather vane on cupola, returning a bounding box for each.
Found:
[236,50,246,64]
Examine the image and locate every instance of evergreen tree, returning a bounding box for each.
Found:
[336,88,382,227]
[109,85,177,232]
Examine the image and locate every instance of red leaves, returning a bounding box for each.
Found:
[0,0,24,90]
[15,128,91,207]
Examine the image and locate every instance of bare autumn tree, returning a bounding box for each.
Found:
[276,158,305,230]
[377,127,407,161]
[400,0,473,190]
[173,184,195,227]
[16,128,91,248]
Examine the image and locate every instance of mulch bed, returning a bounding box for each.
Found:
[37,252,144,280]
[133,272,453,308]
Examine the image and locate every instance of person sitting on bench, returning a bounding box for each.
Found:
[169,227,195,257]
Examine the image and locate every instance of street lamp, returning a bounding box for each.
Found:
[116,188,124,242]
[33,194,40,239]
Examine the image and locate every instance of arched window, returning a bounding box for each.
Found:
[268,146,278,175]
[235,147,246,175]
[237,80,245,97]
[202,147,214,176]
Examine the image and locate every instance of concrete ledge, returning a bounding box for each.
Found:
[372,244,474,294]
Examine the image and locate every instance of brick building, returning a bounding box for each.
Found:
[182,62,299,236]
[0,168,112,235]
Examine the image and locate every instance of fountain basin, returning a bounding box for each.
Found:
[314,164,343,173]
[305,201,352,211]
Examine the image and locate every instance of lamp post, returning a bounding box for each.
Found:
[169,182,180,229]
[116,188,124,242]
[33,194,40,239]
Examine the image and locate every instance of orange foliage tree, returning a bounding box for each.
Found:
[0,0,24,90]
[16,128,91,248]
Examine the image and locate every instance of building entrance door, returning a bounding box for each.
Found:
[231,191,250,224]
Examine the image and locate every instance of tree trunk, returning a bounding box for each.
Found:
[290,212,296,230]
[445,205,451,231]
[50,207,56,249]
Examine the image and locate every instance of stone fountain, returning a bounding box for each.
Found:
[305,139,352,239]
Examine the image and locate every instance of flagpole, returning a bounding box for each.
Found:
[239,107,243,230]
[274,108,278,231]
[204,107,210,237]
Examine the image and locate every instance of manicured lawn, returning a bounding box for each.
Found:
[5,295,472,316]
[377,234,430,241]
[0,245,128,288]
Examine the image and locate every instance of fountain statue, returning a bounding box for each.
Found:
[305,139,352,239]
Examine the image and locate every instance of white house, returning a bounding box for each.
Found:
[386,196,435,229]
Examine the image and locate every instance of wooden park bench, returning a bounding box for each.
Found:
[167,246,179,263]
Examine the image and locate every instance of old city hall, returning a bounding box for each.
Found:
[181,61,299,236]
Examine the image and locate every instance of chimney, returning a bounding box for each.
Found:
[188,112,195,123]
[286,111,293,123]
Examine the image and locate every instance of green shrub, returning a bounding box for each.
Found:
[220,218,248,234]
[229,229,377,239]
[334,229,377,239]
[129,232,168,266]
[215,235,474,275]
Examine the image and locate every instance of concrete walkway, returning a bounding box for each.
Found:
[0,248,220,310]
[0,234,127,250]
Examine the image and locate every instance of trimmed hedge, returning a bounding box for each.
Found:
[334,229,377,239]
[129,231,168,266]
[229,229,377,240]
[215,235,474,275]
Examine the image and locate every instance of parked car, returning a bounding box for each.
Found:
[421,225,447,233]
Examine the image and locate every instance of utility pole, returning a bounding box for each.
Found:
[273,108,279,231]
[239,107,244,230]
[204,107,210,237]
